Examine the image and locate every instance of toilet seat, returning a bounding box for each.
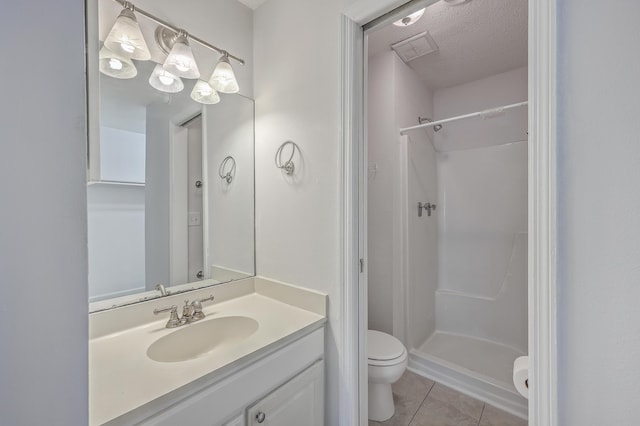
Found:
[367,330,407,366]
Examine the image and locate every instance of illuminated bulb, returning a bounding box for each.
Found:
[99,46,137,79]
[158,75,174,86]
[120,41,135,54]
[209,53,239,94]
[108,58,123,70]
[163,32,200,79]
[104,6,151,60]
[190,80,220,104]
[149,64,184,93]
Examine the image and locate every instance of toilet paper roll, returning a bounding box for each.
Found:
[513,356,529,399]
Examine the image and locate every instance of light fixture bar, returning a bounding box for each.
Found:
[112,0,245,65]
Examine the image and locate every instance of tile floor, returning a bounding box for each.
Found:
[369,371,527,426]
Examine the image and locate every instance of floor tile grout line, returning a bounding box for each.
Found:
[476,403,486,426]
[407,381,436,426]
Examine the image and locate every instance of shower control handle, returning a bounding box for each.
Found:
[418,202,437,217]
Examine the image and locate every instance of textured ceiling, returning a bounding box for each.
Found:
[368,0,528,90]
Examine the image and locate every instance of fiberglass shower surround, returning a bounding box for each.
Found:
[399,97,529,418]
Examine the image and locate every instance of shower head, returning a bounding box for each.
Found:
[418,116,443,132]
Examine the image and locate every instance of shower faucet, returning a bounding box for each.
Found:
[418,202,437,217]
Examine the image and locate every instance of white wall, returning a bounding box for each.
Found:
[367,51,396,335]
[88,185,146,301]
[206,95,255,278]
[0,0,88,424]
[145,104,172,290]
[434,67,528,152]
[99,126,146,183]
[253,0,356,423]
[557,1,640,424]
[367,50,437,346]
[433,68,528,351]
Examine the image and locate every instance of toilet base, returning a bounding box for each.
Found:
[368,382,394,421]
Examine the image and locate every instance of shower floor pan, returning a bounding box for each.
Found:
[409,331,528,419]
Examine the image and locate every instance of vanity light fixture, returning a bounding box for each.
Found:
[104,2,151,60]
[105,0,245,96]
[99,46,137,79]
[190,80,220,104]
[162,30,200,79]
[148,64,184,93]
[392,8,426,27]
[209,52,240,94]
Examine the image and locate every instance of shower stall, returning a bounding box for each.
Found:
[401,81,528,418]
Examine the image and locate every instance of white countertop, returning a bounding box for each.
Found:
[89,278,326,425]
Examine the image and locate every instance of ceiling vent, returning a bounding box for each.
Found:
[391,31,438,63]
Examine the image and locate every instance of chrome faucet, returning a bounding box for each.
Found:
[153,295,215,328]
[155,283,170,296]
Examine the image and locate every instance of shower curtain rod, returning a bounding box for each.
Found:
[399,101,528,135]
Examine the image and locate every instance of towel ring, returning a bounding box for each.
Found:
[218,156,236,184]
[275,141,298,175]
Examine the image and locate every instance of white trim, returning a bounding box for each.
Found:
[340,15,366,426]
[528,0,557,425]
[393,135,410,345]
[343,0,407,24]
[169,124,189,286]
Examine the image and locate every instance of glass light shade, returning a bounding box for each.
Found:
[209,54,239,94]
[149,64,184,93]
[99,47,137,79]
[104,8,151,61]
[163,35,200,79]
[190,80,220,104]
[392,8,426,27]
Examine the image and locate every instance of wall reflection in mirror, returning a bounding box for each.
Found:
[88,0,255,311]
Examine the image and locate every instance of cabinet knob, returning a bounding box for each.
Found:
[255,411,266,423]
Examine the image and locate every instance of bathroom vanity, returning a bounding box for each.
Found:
[89,277,326,425]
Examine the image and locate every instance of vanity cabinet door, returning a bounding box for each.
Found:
[247,360,323,426]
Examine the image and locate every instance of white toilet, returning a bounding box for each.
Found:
[367,329,408,421]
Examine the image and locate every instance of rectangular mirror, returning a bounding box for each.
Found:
[88,0,255,312]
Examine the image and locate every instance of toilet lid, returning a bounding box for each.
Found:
[367,330,406,361]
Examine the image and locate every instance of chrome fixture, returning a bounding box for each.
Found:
[155,283,170,296]
[275,141,299,176]
[393,8,426,27]
[153,305,180,328]
[402,101,528,135]
[153,295,215,328]
[418,117,443,132]
[219,156,236,183]
[418,202,437,217]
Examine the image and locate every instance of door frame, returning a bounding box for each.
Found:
[339,1,558,425]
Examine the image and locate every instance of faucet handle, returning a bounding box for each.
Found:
[190,295,215,322]
[153,305,180,328]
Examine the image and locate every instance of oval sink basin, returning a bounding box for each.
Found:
[147,316,259,363]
